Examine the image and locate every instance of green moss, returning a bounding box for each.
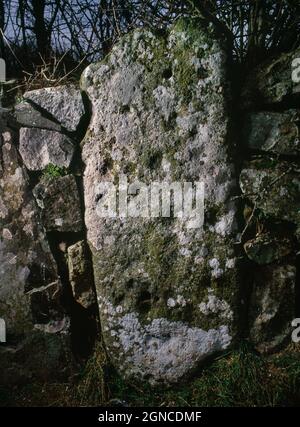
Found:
[92,213,239,328]
[170,18,215,104]
[122,19,215,108]
[138,224,211,325]
[140,146,163,170]
[123,161,137,176]
[174,51,197,104]
[141,39,170,106]
[172,18,214,47]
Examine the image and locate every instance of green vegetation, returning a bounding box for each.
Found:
[1,342,300,407]
[42,164,68,179]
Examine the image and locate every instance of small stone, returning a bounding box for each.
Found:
[2,228,12,240]
[240,160,300,226]
[24,85,85,132]
[19,128,75,171]
[249,263,296,353]
[244,110,300,156]
[167,298,176,308]
[59,242,67,253]
[14,102,62,131]
[244,233,293,265]
[67,241,96,308]
[33,175,83,232]
[242,48,300,108]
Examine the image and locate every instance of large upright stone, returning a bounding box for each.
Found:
[0,125,71,383]
[82,20,240,384]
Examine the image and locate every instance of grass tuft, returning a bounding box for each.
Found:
[74,341,109,406]
[1,342,300,407]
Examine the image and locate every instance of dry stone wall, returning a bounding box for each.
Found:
[0,18,299,385]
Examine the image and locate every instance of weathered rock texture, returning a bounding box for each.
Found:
[15,101,62,132]
[244,234,293,265]
[19,128,75,171]
[0,21,299,386]
[0,84,94,384]
[23,85,85,132]
[68,240,96,308]
[249,263,296,353]
[81,19,240,384]
[0,122,72,384]
[241,48,300,353]
[240,160,300,227]
[243,111,300,156]
[242,48,300,108]
[33,174,83,232]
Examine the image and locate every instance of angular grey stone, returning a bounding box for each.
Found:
[14,101,62,131]
[24,85,85,132]
[68,241,96,309]
[244,110,300,156]
[242,49,300,108]
[240,160,300,227]
[249,263,296,353]
[81,20,240,384]
[33,175,83,232]
[244,233,293,265]
[19,127,75,171]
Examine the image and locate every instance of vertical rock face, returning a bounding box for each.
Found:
[82,19,240,383]
[0,124,71,383]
